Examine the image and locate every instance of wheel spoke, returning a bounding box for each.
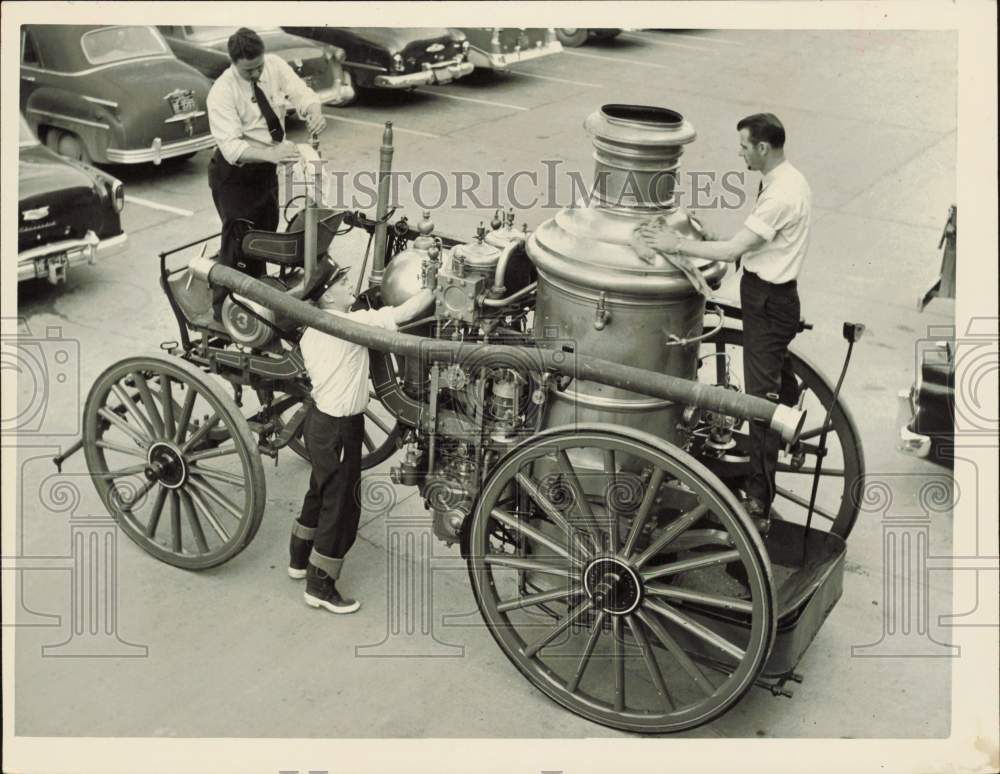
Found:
[635,608,715,697]
[365,410,392,435]
[132,373,165,438]
[116,477,157,513]
[642,550,741,581]
[159,374,176,438]
[497,586,581,613]
[626,614,675,711]
[95,440,147,460]
[187,444,238,463]
[797,421,834,442]
[111,384,156,440]
[174,387,197,444]
[774,485,837,522]
[144,487,168,539]
[633,503,709,569]
[515,473,593,557]
[179,489,211,553]
[185,484,231,543]
[181,413,222,453]
[556,450,605,548]
[522,598,593,658]
[491,507,587,568]
[602,449,619,553]
[646,583,754,614]
[670,529,735,551]
[482,555,577,579]
[565,610,606,693]
[362,431,375,452]
[170,490,182,552]
[189,464,245,488]
[612,615,625,712]
[98,406,151,449]
[622,467,665,557]
[644,598,745,662]
[187,475,243,524]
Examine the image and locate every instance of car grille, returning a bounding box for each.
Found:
[401,40,462,70]
[19,187,102,252]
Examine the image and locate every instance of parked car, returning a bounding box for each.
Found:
[18,116,126,286]
[19,24,216,165]
[283,27,473,90]
[897,338,955,466]
[157,26,355,107]
[456,28,562,70]
[555,28,623,48]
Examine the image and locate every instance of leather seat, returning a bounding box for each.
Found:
[240,208,346,267]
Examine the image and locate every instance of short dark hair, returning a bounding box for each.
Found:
[737,113,786,149]
[228,28,265,62]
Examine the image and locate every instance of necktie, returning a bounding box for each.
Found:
[252,79,284,143]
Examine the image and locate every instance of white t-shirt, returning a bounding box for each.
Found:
[741,160,812,284]
[299,307,398,417]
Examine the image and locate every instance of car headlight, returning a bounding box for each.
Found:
[391,53,405,72]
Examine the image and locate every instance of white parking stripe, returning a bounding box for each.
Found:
[413,90,529,111]
[322,113,441,139]
[562,49,673,70]
[124,195,194,217]
[511,71,605,88]
[630,30,747,47]
[620,32,723,53]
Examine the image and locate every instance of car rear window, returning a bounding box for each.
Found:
[183,26,280,43]
[81,26,168,66]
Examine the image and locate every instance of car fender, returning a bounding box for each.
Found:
[24,86,122,164]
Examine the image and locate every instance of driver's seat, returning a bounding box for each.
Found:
[240,208,346,268]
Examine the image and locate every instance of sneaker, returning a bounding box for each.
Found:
[288,534,312,580]
[304,564,360,614]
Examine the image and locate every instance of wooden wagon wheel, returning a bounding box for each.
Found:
[466,424,776,734]
[83,354,266,569]
[698,327,865,539]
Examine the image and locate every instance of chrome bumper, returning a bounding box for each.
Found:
[105,134,216,165]
[374,61,474,88]
[314,75,356,106]
[18,231,127,285]
[473,41,563,70]
[896,388,932,458]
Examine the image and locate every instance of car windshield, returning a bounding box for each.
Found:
[19,117,40,148]
[81,26,168,66]
[183,26,280,43]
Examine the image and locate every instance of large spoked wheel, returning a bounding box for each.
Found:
[467,424,776,734]
[697,327,865,539]
[83,354,266,569]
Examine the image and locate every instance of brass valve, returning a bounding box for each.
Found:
[593,291,611,330]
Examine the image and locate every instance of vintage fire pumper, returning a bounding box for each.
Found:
[64,104,865,733]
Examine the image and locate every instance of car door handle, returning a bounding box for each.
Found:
[22,74,36,82]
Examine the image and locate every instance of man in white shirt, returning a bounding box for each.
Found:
[206,27,327,313]
[289,268,433,614]
[637,113,810,529]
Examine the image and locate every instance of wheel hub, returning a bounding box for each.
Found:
[145,442,187,489]
[583,557,642,615]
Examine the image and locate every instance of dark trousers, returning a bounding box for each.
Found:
[207,150,279,310]
[740,270,802,510]
[298,407,364,559]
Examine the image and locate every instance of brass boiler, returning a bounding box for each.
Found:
[528,104,725,444]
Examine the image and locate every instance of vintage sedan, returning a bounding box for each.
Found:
[20,24,215,165]
[18,116,126,286]
[897,338,955,466]
[456,28,562,70]
[283,27,473,90]
[554,28,624,47]
[157,26,354,107]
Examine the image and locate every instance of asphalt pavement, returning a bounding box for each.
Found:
[11,29,963,742]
